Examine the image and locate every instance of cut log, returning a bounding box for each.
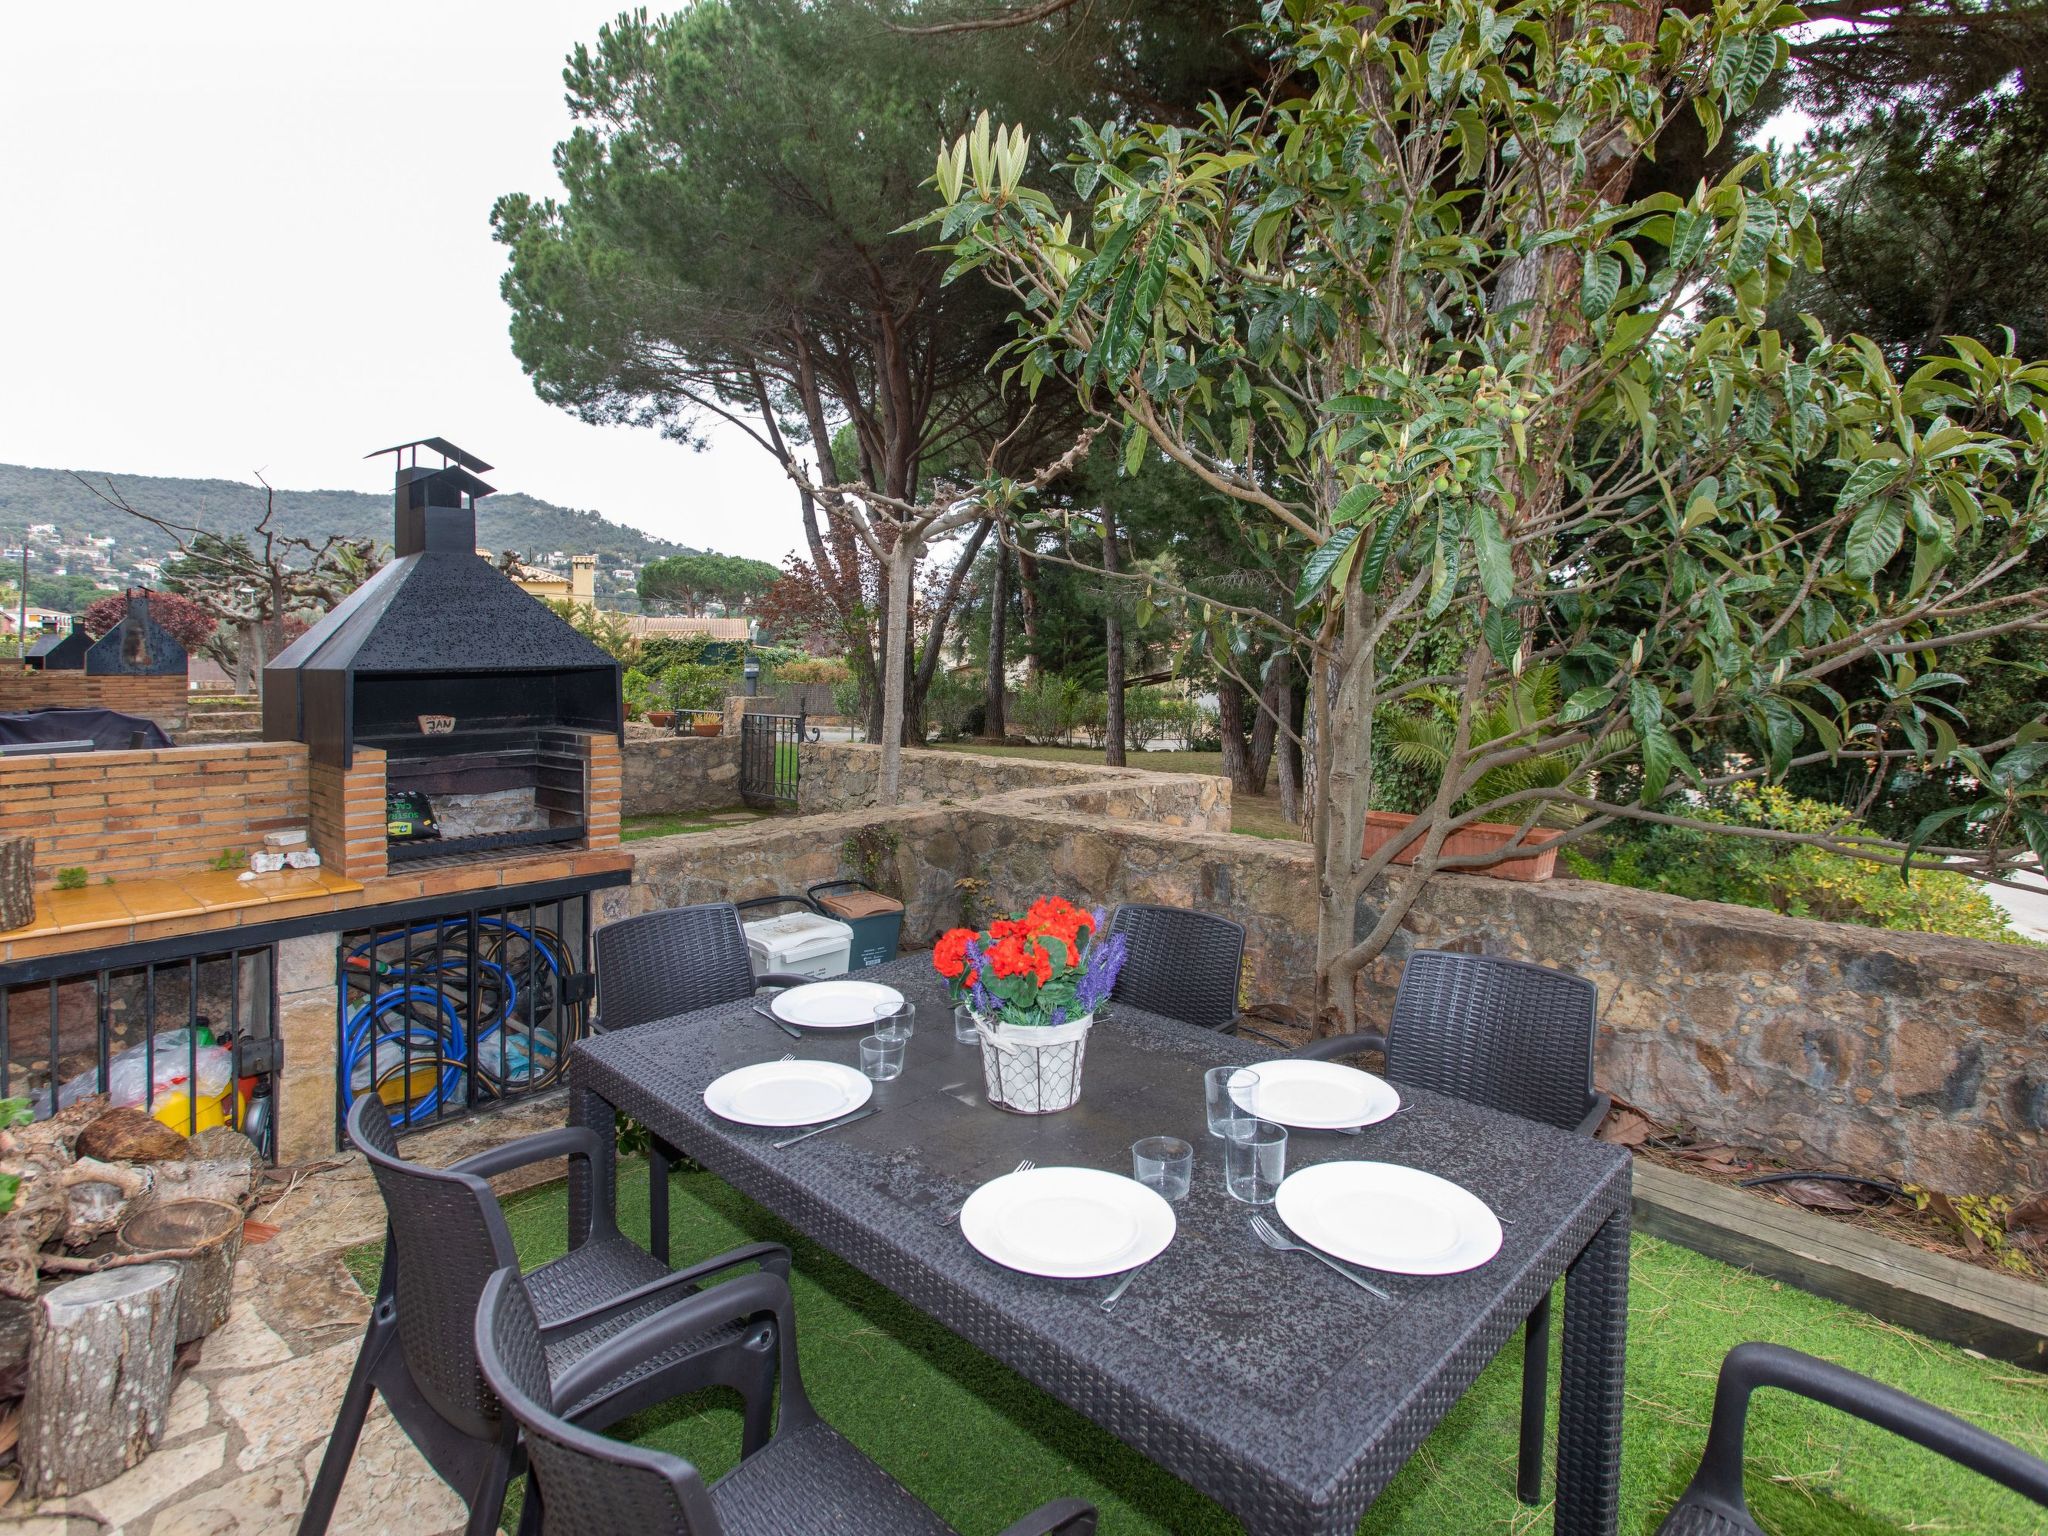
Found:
[76,1106,189,1165]
[60,1156,154,1246]
[0,837,30,932]
[116,1199,243,1342]
[147,1150,260,1212]
[19,1263,180,1497]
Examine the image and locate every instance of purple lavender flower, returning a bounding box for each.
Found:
[1073,927,1128,1017]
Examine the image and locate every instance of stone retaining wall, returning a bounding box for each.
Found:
[614,744,2047,1194]
[795,741,1225,820]
[621,734,742,816]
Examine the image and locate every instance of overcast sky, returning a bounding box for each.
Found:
[0,2,800,562]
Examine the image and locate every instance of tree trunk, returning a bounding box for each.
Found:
[1016,549,1042,678]
[0,836,31,932]
[118,1199,243,1343]
[1212,675,1245,786]
[21,1263,181,1497]
[876,535,917,806]
[231,619,264,694]
[1102,516,1126,767]
[984,540,1008,739]
[1277,670,1303,825]
[1246,660,1285,796]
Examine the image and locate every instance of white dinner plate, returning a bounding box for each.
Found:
[769,979,906,1029]
[1274,1161,1503,1275]
[1232,1059,1400,1129]
[960,1166,1176,1278]
[702,1059,873,1128]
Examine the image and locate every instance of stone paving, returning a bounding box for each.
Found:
[2,1096,570,1536]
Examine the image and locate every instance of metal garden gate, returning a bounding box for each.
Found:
[739,712,803,808]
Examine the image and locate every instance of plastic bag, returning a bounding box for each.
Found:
[105,1028,233,1110]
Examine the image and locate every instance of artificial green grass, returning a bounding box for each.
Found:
[348,1159,2048,1534]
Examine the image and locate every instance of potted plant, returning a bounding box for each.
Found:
[1368,665,1624,882]
[661,663,726,736]
[932,897,1128,1114]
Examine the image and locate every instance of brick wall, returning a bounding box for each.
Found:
[582,731,622,848]
[308,748,388,881]
[0,671,189,729]
[0,742,308,885]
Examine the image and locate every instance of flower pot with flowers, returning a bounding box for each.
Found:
[932,897,1128,1114]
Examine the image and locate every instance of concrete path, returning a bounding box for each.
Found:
[2,1098,569,1535]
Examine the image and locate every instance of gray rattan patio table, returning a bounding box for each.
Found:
[568,955,1630,1536]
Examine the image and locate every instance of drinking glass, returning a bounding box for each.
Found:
[859,1031,905,1081]
[872,1000,915,1038]
[1223,1119,1286,1204]
[1205,1065,1260,1138]
[952,1003,980,1045]
[1131,1136,1193,1202]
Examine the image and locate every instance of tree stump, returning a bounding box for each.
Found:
[0,837,30,932]
[117,1199,244,1342]
[20,1263,180,1497]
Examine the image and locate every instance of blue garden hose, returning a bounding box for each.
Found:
[341,985,467,1125]
[340,917,574,1124]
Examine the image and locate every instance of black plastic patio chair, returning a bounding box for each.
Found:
[593,901,814,1262]
[1106,902,1245,1032]
[299,1094,791,1536]
[476,1263,1100,1536]
[1290,948,1608,1506]
[1656,1342,2048,1533]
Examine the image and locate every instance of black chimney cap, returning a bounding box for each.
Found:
[401,464,498,504]
[365,437,494,474]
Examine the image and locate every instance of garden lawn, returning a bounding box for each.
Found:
[923,741,1302,842]
[348,1159,2048,1534]
[621,808,771,842]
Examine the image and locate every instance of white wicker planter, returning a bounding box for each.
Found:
[975,1014,1094,1114]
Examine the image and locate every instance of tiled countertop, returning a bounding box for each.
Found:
[0,847,632,964]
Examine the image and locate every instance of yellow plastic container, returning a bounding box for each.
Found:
[151,1090,231,1136]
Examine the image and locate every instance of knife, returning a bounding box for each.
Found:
[752,1006,803,1040]
[772,1107,878,1149]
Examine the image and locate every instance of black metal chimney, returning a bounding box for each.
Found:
[379,437,496,555]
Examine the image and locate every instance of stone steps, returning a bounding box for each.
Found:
[178,726,265,745]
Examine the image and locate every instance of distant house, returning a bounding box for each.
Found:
[0,605,71,637]
[487,550,597,610]
[623,614,751,641]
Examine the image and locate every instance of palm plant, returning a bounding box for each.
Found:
[1383,666,1631,828]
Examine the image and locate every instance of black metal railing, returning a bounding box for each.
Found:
[740,711,803,807]
[335,891,593,1143]
[0,944,279,1159]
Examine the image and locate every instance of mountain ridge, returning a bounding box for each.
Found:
[0,461,700,572]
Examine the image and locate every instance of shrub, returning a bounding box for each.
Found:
[1013,675,1090,745]
[923,671,979,741]
[1566,786,2027,944]
[1074,687,1110,747]
[622,666,658,718]
[769,656,849,684]
[660,662,727,714]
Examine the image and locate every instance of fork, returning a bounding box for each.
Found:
[948,1158,1033,1221]
[1249,1214,1391,1301]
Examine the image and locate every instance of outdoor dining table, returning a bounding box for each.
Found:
[566,954,1631,1536]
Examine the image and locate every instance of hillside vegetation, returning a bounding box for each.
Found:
[0,461,696,570]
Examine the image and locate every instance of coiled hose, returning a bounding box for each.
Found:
[340,915,580,1126]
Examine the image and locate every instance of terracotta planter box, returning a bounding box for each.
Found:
[646,711,674,728]
[1361,810,1563,882]
[692,719,722,738]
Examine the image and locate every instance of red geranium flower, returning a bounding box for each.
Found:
[931,927,976,981]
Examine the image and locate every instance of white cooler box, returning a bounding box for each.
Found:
[744,910,854,979]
